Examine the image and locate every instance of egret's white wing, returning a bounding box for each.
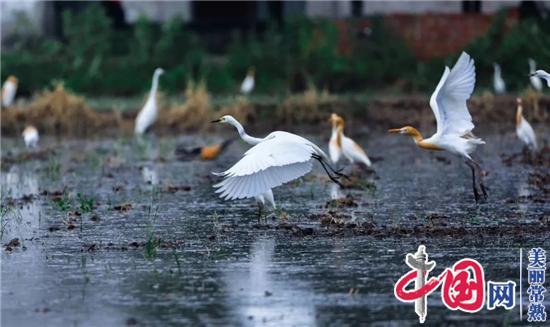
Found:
[429,52,476,137]
[342,136,371,167]
[214,133,319,200]
[517,119,538,151]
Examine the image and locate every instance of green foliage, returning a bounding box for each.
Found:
[466,14,550,92]
[53,194,72,212]
[2,6,549,96]
[62,4,112,77]
[77,193,95,213]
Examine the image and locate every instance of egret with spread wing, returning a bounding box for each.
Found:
[329,113,372,168]
[135,68,164,135]
[389,52,487,203]
[530,69,550,88]
[212,115,343,213]
[516,98,538,152]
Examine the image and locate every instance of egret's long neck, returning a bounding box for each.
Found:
[150,73,160,98]
[407,127,424,144]
[331,124,343,146]
[529,62,536,73]
[516,105,523,127]
[229,120,263,145]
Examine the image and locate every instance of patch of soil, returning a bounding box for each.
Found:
[325,195,358,208]
[3,238,21,251]
[163,185,192,193]
[113,203,132,212]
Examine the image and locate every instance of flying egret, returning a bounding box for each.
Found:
[2,75,18,108]
[329,113,372,168]
[211,115,344,212]
[22,125,39,149]
[516,98,538,152]
[530,70,550,87]
[389,52,488,203]
[528,59,543,92]
[240,67,255,95]
[175,139,234,161]
[493,63,506,95]
[135,68,164,135]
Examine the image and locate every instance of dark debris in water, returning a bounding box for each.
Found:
[325,195,358,208]
[162,184,192,193]
[3,238,21,251]
[113,203,132,212]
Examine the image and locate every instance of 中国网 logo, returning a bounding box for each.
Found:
[394,245,546,323]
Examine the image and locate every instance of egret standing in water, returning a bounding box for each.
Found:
[493,63,506,95]
[2,75,18,108]
[528,59,543,92]
[135,68,164,135]
[329,113,372,168]
[530,69,550,88]
[211,115,343,213]
[389,52,487,203]
[240,67,255,95]
[22,125,39,149]
[516,98,538,152]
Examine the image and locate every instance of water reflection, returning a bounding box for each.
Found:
[2,167,40,241]
[517,178,531,214]
[142,166,159,185]
[223,237,316,326]
[330,183,345,200]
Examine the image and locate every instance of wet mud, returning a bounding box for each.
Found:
[1,126,548,325]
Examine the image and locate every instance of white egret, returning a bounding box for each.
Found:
[516,98,538,152]
[135,68,164,135]
[389,52,487,202]
[329,113,372,167]
[530,69,550,87]
[528,59,543,91]
[493,63,506,95]
[22,125,39,149]
[240,67,255,95]
[2,75,18,108]
[211,115,344,211]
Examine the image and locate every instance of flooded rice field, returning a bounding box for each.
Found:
[1,127,548,326]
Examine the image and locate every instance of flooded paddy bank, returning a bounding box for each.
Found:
[1,125,548,325]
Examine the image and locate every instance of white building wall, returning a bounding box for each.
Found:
[362,1,462,15]
[305,1,352,18]
[121,0,191,23]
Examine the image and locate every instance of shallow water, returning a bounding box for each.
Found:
[1,128,548,326]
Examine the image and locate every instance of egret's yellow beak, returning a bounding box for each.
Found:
[211,119,222,123]
[388,128,402,134]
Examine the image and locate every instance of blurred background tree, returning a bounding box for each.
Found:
[1,2,549,97]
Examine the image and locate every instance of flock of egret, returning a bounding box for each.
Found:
[2,51,548,209]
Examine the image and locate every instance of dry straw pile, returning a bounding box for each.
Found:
[1,84,114,136]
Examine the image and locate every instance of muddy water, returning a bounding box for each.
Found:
[1,128,548,326]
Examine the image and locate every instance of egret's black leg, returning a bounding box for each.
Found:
[256,202,263,223]
[465,160,480,203]
[314,156,345,187]
[312,154,349,182]
[469,158,488,201]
